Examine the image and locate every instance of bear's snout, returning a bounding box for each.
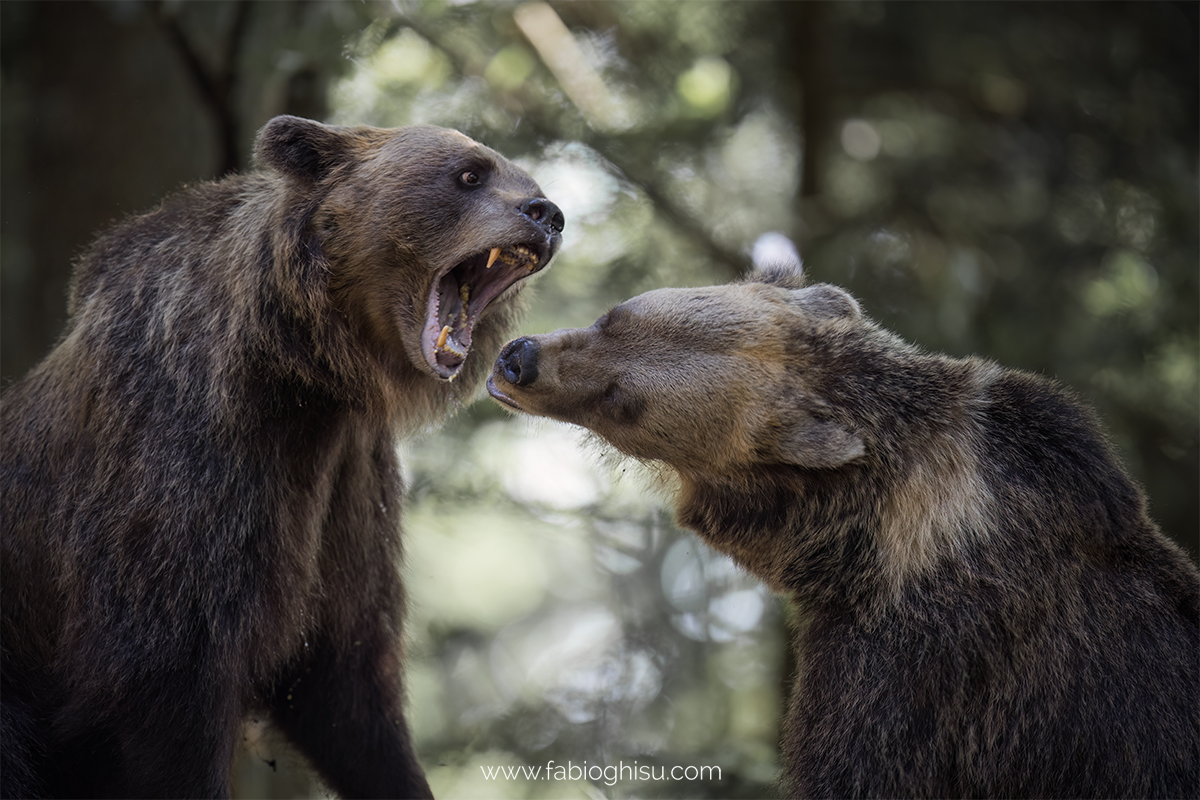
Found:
[519,198,565,235]
[498,337,540,386]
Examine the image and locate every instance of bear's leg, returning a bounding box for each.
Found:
[0,693,45,799]
[270,634,432,800]
[50,676,244,799]
[122,712,243,798]
[45,681,242,800]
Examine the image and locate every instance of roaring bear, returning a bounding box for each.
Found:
[487,261,1199,798]
[0,115,563,798]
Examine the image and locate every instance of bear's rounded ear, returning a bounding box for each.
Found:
[774,410,866,469]
[254,115,349,181]
[789,283,862,320]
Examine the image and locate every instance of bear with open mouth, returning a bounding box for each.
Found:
[0,115,563,799]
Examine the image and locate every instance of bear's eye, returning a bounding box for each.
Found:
[458,170,482,187]
[596,306,630,336]
[603,382,644,424]
[604,382,622,406]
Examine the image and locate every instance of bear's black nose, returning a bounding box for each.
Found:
[498,337,539,386]
[520,198,565,234]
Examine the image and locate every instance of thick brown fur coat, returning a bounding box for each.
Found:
[1,115,562,798]
[488,261,1199,798]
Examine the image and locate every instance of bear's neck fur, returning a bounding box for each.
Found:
[670,350,999,607]
[672,351,1172,615]
[675,466,884,608]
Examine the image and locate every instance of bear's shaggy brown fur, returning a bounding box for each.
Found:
[1,115,562,799]
[488,261,1199,798]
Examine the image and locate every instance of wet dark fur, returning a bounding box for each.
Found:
[490,264,1200,798]
[1,116,560,798]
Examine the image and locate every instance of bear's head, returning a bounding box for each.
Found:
[487,261,870,478]
[255,115,564,384]
[490,263,1018,591]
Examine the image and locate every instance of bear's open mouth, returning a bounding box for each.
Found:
[422,243,550,379]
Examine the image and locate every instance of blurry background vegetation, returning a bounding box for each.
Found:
[2,2,1196,798]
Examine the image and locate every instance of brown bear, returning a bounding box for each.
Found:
[487,260,1199,798]
[0,115,563,799]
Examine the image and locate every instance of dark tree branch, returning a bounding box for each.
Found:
[794,0,832,201]
[150,0,251,175]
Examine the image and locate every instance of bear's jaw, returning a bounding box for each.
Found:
[421,241,551,380]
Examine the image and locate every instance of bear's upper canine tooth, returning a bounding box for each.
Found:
[485,247,501,269]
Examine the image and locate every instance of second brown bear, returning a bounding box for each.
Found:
[489,260,1199,798]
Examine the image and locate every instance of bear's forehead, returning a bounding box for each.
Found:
[370,126,538,189]
[374,126,481,159]
[599,283,800,354]
[398,124,477,147]
[623,283,787,326]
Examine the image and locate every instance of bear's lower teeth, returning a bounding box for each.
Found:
[435,325,467,357]
[435,334,467,369]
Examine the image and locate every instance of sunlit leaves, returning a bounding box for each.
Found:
[676,56,735,118]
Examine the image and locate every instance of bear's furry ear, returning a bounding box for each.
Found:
[254,115,350,181]
[789,284,862,320]
[775,410,866,469]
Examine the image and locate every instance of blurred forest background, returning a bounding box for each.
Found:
[2,1,1196,798]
